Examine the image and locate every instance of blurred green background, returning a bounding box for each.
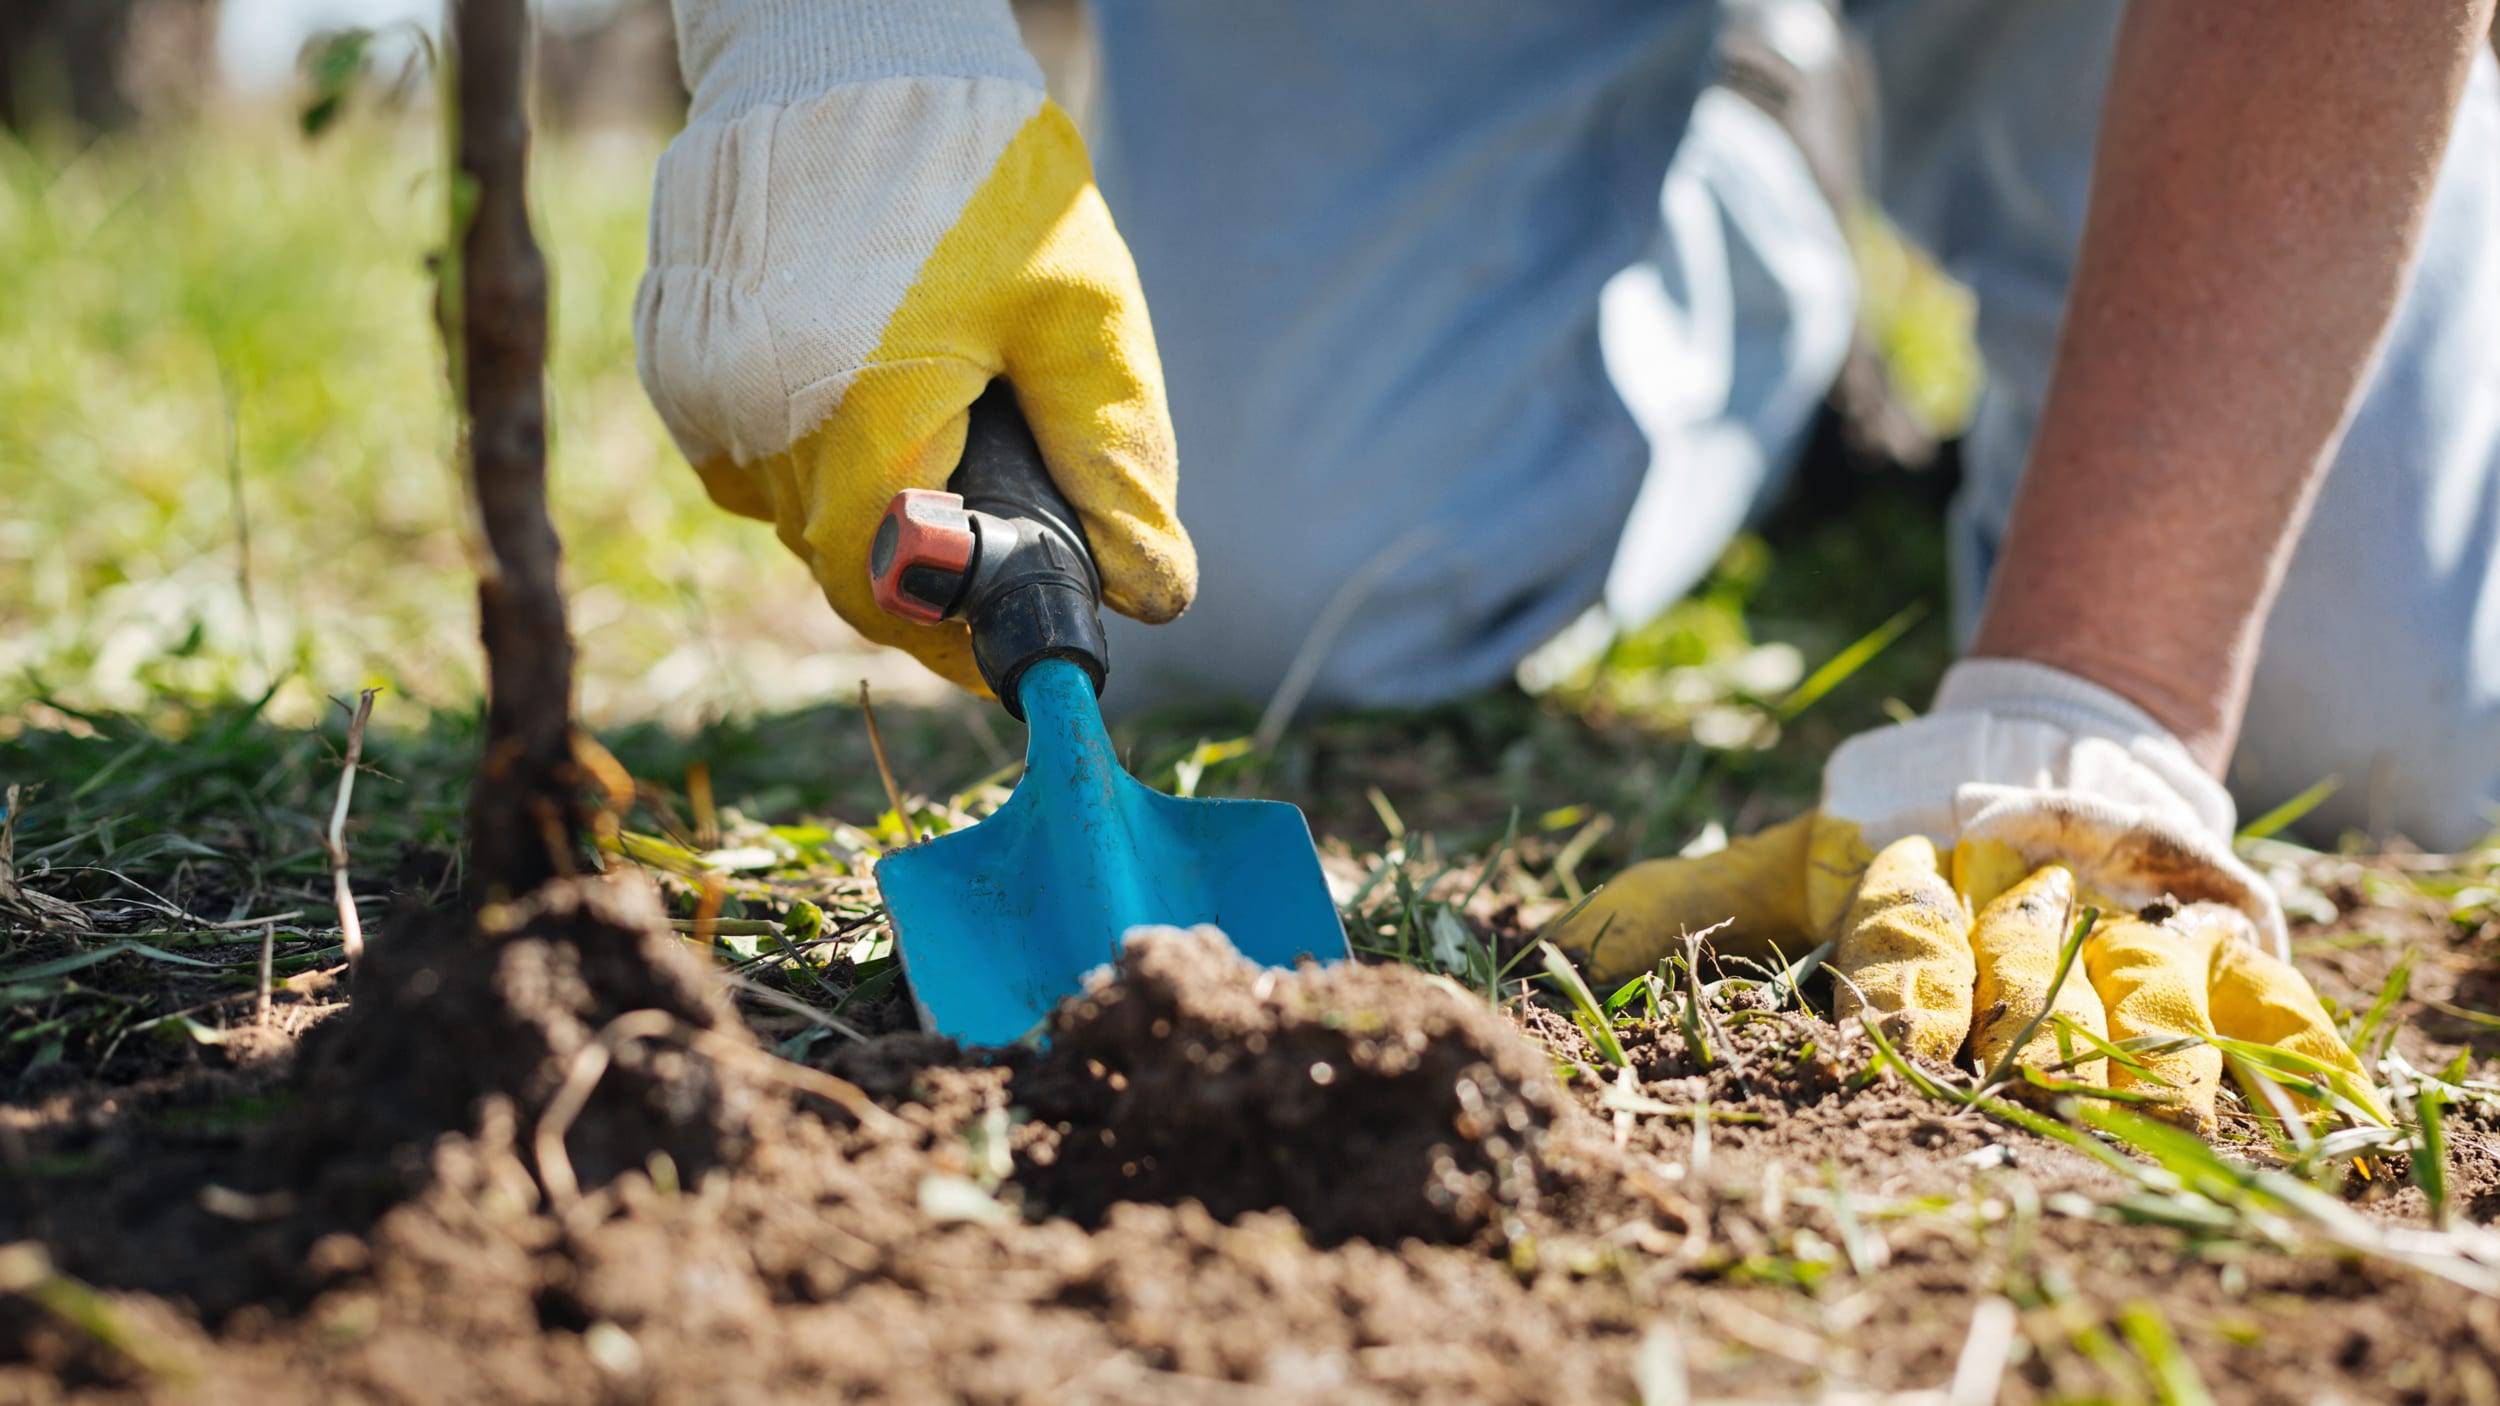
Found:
[1,0,1984,872]
[0,0,1988,1078]
[0,110,921,738]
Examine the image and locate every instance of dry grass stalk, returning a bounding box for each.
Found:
[256,921,275,1028]
[324,689,378,972]
[0,782,83,932]
[859,681,919,846]
[687,761,718,849]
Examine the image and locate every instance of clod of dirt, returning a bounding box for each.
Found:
[21,873,778,1321]
[1017,927,1562,1246]
[283,873,766,1228]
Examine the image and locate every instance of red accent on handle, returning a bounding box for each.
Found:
[870,488,976,624]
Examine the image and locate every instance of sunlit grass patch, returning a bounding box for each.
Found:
[0,109,857,731]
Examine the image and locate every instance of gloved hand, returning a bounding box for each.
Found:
[635,0,1195,692]
[1553,659,2381,1133]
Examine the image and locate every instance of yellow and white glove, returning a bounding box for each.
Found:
[635,0,1195,691]
[1554,659,2379,1133]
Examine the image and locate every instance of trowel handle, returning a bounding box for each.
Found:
[868,382,1109,719]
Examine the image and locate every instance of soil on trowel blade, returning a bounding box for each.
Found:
[1017,928,1565,1246]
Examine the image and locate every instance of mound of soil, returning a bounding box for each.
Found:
[285,874,763,1224]
[1018,927,1563,1245]
[10,874,770,1323]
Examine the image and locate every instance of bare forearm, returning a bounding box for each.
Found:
[1969,0,2494,770]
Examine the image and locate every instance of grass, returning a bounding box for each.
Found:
[0,107,836,732]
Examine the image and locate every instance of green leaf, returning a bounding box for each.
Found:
[2045,1017,2181,1088]
[0,942,221,985]
[297,28,374,138]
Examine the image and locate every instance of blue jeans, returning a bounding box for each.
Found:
[1087,0,2500,848]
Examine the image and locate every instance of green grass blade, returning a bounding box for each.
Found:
[2236,775,2341,843]
[1775,601,1927,722]
[2204,1034,2392,1128]
[1979,904,2096,1094]
[2411,1085,2451,1228]
[1539,941,1629,1068]
[2046,1016,2181,1088]
[2350,948,2415,1065]
[2116,1302,2217,1406]
[0,941,222,984]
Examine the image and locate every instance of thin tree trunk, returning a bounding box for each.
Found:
[453,0,577,903]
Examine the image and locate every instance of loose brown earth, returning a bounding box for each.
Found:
[5,869,2500,1404]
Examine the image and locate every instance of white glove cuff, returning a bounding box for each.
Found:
[1932,658,2235,839]
[675,0,1043,121]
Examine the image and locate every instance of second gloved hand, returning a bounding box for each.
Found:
[636,0,1194,691]
[1552,659,2382,1134]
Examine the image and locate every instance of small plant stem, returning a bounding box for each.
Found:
[324,689,378,975]
[1683,920,1750,1094]
[255,921,274,1028]
[453,0,579,903]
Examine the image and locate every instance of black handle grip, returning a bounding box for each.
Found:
[864,382,1104,719]
[951,383,1109,715]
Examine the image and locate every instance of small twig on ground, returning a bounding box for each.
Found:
[324,689,379,974]
[38,866,212,929]
[103,967,348,1064]
[201,910,306,930]
[1683,920,1752,1094]
[860,681,919,846]
[717,970,873,1043]
[256,921,275,1027]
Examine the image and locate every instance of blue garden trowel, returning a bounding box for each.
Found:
[867,382,1350,1045]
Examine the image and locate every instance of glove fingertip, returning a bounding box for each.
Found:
[1096,525,1199,625]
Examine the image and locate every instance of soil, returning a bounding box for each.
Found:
[1019,928,1565,1247]
[6,874,2500,1404]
